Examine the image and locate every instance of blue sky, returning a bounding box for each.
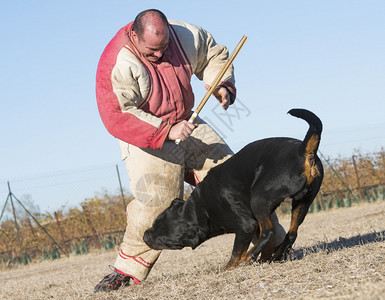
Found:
[1,0,385,183]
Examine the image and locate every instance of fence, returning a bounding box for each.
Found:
[1,148,385,268]
[0,162,130,212]
[0,162,131,267]
[276,149,385,214]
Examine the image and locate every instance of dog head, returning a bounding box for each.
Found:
[143,197,208,250]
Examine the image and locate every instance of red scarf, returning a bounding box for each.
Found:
[124,22,194,124]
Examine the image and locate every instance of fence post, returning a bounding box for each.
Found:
[116,164,127,210]
[0,194,10,224]
[8,182,23,255]
[7,185,69,258]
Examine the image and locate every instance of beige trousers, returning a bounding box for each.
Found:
[115,117,285,281]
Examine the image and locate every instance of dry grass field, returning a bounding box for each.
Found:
[1,200,384,300]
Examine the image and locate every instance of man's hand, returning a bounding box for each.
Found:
[168,120,198,141]
[205,84,230,110]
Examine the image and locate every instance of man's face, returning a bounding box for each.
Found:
[132,27,169,62]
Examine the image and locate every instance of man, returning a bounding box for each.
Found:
[94,9,286,292]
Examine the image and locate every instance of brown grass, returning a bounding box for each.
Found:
[1,201,384,300]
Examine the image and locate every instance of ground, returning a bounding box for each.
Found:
[1,201,384,299]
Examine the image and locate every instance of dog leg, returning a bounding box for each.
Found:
[245,214,274,263]
[251,226,273,262]
[224,233,253,270]
[259,239,273,262]
[271,194,315,261]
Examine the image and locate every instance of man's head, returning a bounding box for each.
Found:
[131,9,169,62]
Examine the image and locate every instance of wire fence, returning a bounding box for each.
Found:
[0,162,130,213]
[1,148,385,268]
[277,149,385,214]
[0,162,132,267]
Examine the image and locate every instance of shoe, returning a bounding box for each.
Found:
[94,265,131,292]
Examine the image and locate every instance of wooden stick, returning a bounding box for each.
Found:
[176,35,247,144]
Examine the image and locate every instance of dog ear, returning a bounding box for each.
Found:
[176,197,209,249]
[170,198,185,208]
[152,198,184,229]
[146,197,209,250]
[180,223,209,249]
[144,199,186,250]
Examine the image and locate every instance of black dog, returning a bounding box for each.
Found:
[143,109,323,269]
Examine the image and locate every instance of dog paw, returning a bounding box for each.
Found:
[271,247,295,262]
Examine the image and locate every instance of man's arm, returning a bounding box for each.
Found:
[170,20,237,105]
[193,26,237,104]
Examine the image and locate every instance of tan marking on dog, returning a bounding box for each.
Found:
[303,134,321,184]
[305,135,320,154]
[225,248,249,270]
[288,205,303,233]
[303,156,321,184]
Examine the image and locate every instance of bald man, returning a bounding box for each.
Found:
[94,9,286,292]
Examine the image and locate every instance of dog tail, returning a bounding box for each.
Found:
[288,108,322,156]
